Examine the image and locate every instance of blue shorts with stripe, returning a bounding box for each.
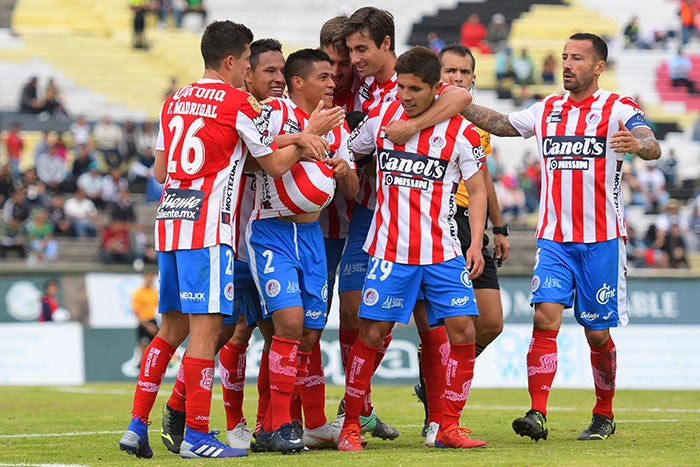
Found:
[222,259,263,327]
[247,218,328,330]
[324,236,347,295]
[359,255,478,327]
[157,245,234,316]
[338,204,373,293]
[531,238,628,330]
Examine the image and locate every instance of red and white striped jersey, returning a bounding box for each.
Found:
[351,100,484,265]
[334,74,361,111]
[509,90,648,243]
[154,78,277,251]
[252,97,355,220]
[319,195,355,239]
[353,74,399,209]
[232,172,256,262]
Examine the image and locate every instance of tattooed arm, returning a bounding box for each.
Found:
[610,119,661,161]
[460,103,520,137]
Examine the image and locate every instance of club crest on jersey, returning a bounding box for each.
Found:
[363,288,379,306]
[225,282,234,301]
[247,95,262,113]
[586,112,601,126]
[545,110,562,123]
[323,131,336,146]
[265,279,281,297]
[429,135,446,148]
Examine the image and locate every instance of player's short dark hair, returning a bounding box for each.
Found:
[250,38,283,71]
[569,32,608,63]
[319,16,349,54]
[439,43,476,71]
[342,7,395,52]
[395,46,441,87]
[344,111,366,131]
[284,48,333,89]
[200,20,253,69]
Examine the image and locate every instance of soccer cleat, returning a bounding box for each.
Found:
[119,417,153,459]
[414,382,429,434]
[302,421,341,449]
[226,419,252,449]
[513,409,548,441]
[424,421,439,447]
[180,430,247,458]
[371,414,400,440]
[160,403,185,453]
[578,413,616,441]
[271,422,306,454]
[250,428,273,452]
[337,423,363,452]
[434,424,486,449]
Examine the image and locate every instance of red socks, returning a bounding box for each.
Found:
[419,327,449,425]
[527,329,559,416]
[131,336,175,423]
[219,342,248,430]
[590,337,616,419]
[300,340,328,429]
[268,336,299,431]
[167,363,186,412]
[339,326,359,369]
[343,339,379,428]
[440,342,475,429]
[182,356,215,433]
[256,350,270,433]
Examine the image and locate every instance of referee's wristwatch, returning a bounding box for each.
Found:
[492,224,510,237]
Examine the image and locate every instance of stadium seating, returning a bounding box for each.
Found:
[655,55,700,111]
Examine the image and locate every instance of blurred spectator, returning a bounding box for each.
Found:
[496,172,526,224]
[53,132,69,162]
[93,115,126,169]
[625,225,646,268]
[0,164,14,205]
[520,154,541,214]
[33,131,51,162]
[656,198,690,239]
[427,31,445,53]
[135,121,157,157]
[70,144,96,183]
[633,161,670,214]
[43,78,69,118]
[77,161,104,207]
[642,223,668,267]
[178,0,207,29]
[38,279,63,322]
[692,114,700,141]
[690,197,700,250]
[668,47,700,94]
[541,53,556,85]
[132,223,157,265]
[131,272,159,355]
[26,207,58,267]
[2,122,24,178]
[662,223,689,268]
[512,47,536,85]
[623,15,650,49]
[494,46,515,88]
[486,13,509,52]
[101,167,129,205]
[514,84,537,108]
[679,0,698,45]
[122,120,139,162]
[128,147,155,188]
[18,76,44,114]
[47,194,72,237]
[144,168,164,203]
[35,143,68,193]
[20,168,49,209]
[108,188,137,224]
[70,115,92,147]
[130,0,149,49]
[0,216,27,258]
[63,188,98,237]
[3,188,30,224]
[659,148,679,188]
[459,13,490,54]
[101,218,133,264]
[163,77,178,100]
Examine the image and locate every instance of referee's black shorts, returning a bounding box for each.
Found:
[455,205,500,290]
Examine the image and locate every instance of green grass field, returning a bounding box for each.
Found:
[1,383,699,466]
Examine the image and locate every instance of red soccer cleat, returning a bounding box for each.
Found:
[337,423,363,452]
[434,425,486,449]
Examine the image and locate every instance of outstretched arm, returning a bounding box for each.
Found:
[610,119,661,161]
[460,103,520,137]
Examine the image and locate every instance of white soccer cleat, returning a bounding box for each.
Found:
[226,420,252,450]
[424,421,439,447]
[302,421,341,449]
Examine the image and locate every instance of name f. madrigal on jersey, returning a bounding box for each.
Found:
[166,84,224,118]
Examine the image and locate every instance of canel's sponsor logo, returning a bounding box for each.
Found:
[542,136,605,158]
[377,149,448,180]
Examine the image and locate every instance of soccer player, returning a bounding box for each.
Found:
[319,15,360,112]
[412,43,511,445]
[119,20,330,459]
[246,48,357,453]
[158,38,288,455]
[337,45,488,451]
[461,32,661,441]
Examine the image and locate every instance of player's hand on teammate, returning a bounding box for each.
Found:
[610,119,640,154]
[465,245,485,280]
[383,119,418,146]
[296,133,331,160]
[325,156,351,178]
[306,100,345,136]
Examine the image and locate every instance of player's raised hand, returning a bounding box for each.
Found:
[296,133,330,160]
[306,100,345,136]
[325,156,351,178]
[610,119,640,154]
[384,119,418,145]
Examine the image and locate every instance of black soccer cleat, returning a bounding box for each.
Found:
[578,413,616,440]
[512,409,549,441]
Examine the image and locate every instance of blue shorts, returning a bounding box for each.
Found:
[325,236,347,294]
[222,259,263,327]
[247,218,328,330]
[359,255,478,327]
[157,245,234,316]
[338,204,373,293]
[531,238,628,330]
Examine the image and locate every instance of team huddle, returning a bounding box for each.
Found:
[118,5,661,459]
